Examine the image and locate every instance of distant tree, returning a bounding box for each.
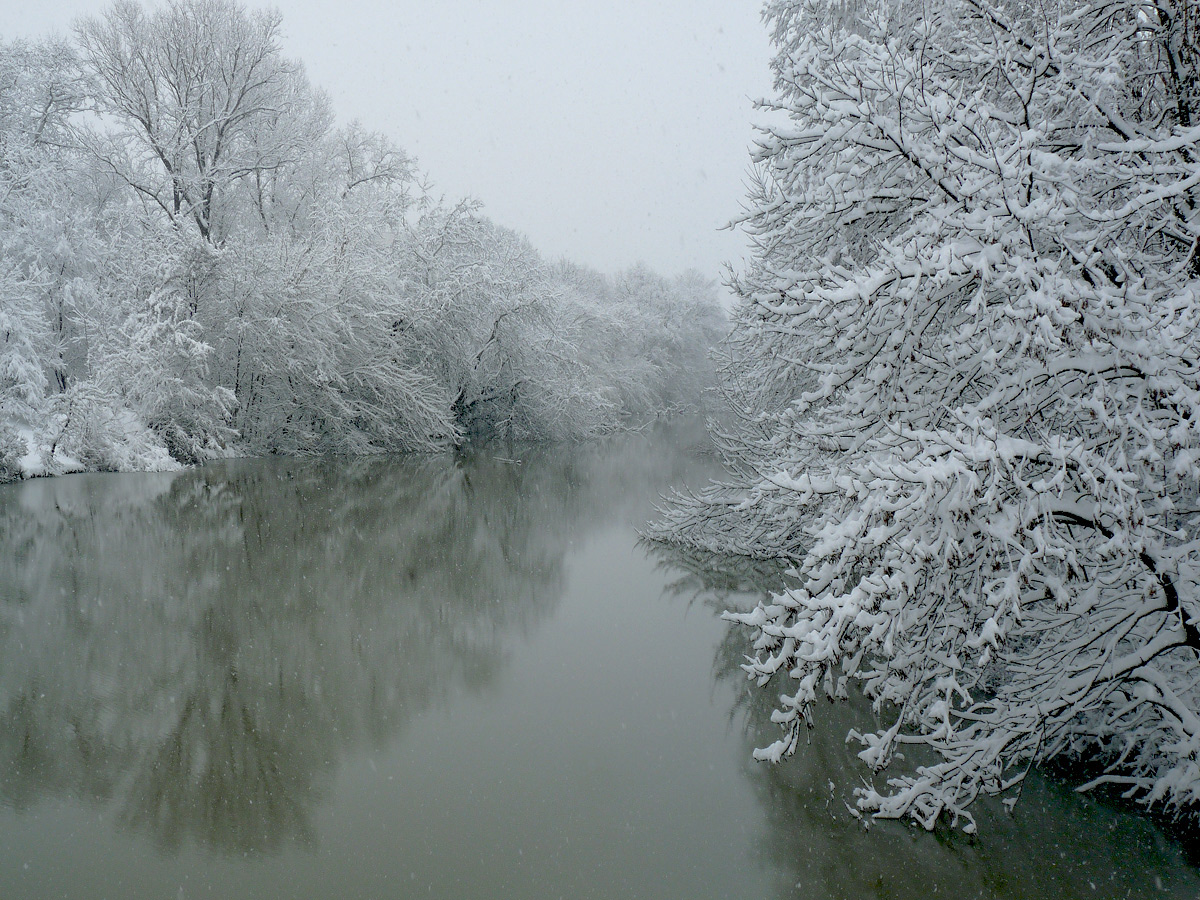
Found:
[396,204,618,442]
[549,261,726,422]
[608,264,725,415]
[652,0,1200,831]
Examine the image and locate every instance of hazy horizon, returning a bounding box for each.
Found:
[1,0,776,283]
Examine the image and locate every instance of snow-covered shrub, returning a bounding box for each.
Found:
[46,382,178,473]
[83,232,237,464]
[0,422,25,482]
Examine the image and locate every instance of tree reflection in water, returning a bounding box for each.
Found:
[651,546,1200,900]
[0,439,688,855]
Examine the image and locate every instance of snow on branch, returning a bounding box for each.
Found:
[651,0,1200,831]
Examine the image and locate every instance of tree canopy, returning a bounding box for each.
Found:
[0,0,725,477]
[652,0,1200,831]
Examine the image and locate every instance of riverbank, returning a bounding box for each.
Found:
[1,418,181,485]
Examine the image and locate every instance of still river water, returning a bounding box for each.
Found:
[1,425,1197,899]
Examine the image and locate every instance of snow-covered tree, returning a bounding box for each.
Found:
[0,263,47,477]
[395,204,619,442]
[652,0,1200,831]
[0,1,727,475]
[76,0,320,244]
[0,37,108,474]
[209,223,454,455]
[0,39,77,407]
[90,234,235,462]
[607,264,726,415]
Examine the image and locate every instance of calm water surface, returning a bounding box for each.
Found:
[0,426,1196,899]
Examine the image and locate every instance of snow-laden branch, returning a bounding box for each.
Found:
[651,0,1200,831]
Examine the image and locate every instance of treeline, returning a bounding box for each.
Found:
[0,0,725,480]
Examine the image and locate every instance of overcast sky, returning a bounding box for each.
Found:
[2,0,775,283]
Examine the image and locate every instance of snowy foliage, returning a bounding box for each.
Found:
[0,0,726,480]
[75,0,318,244]
[0,264,48,424]
[652,0,1200,830]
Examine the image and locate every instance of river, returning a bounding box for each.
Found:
[0,425,1195,899]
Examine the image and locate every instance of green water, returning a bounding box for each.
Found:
[0,427,1195,899]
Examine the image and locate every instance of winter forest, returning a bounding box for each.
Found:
[5,0,1200,892]
[0,0,726,475]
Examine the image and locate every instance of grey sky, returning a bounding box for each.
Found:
[3,0,775,282]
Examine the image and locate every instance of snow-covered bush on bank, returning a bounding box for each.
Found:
[0,1,726,482]
[0,36,166,477]
[651,0,1200,831]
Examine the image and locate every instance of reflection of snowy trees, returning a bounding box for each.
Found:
[0,436,683,853]
[0,1,725,475]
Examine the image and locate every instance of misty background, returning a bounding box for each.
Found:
[2,0,774,281]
